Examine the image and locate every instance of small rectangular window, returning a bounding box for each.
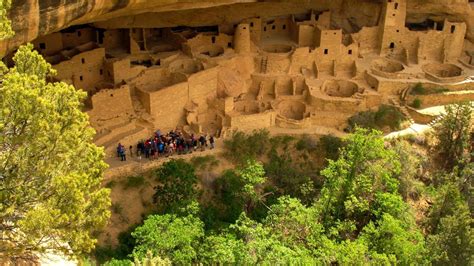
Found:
[324,49,328,55]
[39,43,46,49]
[282,25,286,30]
[348,50,352,55]
[389,42,395,49]
[79,76,83,81]
[395,3,399,9]
[77,31,81,37]
[81,58,85,64]
[228,42,232,48]
[272,25,276,30]
[212,36,216,43]
[451,25,456,33]
[264,27,267,32]
[100,69,103,75]
[250,22,254,27]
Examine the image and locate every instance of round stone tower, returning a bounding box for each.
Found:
[234,23,251,53]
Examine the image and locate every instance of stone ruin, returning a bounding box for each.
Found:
[8,0,474,157]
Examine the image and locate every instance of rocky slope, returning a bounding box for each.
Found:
[1,0,472,56]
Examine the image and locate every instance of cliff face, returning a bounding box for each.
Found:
[1,0,257,55]
[406,0,474,40]
[1,0,472,56]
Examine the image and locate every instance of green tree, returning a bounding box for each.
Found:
[391,139,425,200]
[131,204,204,264]
[223,130,271,164]
[198,234,246,264]
[104,252,171,266]
[427,202,473,265]
[230,212,316,265]
[434,102,473,169]
[359,213,427,264]
[262,196,323,248]
[426,182,473,265]
[265,145,315,204]
[0,44,110,259]
[318,128,401,231]
[237,159,269,215]
[0,0,14,40]
[317,128,426,263]
[238,159,266,201]
[152,159,198,213]
[213,169,246,224]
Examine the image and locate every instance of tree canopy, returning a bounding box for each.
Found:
[434,102,473,169]
[106,128,436,265]
[0,45,110,259]
[0,0,14,40]
[152,159,198,213]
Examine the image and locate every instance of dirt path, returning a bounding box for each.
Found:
[103,125,347,180]
[104,141,225,180]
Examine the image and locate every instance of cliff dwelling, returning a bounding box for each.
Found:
[5,0,474,157]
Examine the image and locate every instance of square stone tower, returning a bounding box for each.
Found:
[378,0,407,55]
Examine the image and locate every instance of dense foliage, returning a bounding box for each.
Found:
[348,104,408,132]
[0,0,13,40]
[98,113,473,264]
[152,159,198,213]
[434,102,473,169]
[0,46,110,259]
[410,83,449,95]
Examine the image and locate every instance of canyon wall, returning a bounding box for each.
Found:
[2,0,472,56]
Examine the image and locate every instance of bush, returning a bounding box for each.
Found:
[348,111,375,131]
[122,175,146,189]
[411,83,449,95]
[295,134,318,152]
[411,83,425,95]
[410,98,422,108]
[375,104,406,130]
[223,129,271,164]
[319,135,344,161]
[153,159,198,213]
[348,105,407,132]
[213,170,246,224]
[94,225,138,264]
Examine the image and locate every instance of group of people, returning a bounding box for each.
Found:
[116,129,215,161]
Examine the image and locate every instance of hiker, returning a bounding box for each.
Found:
[137,141,144,160]
[158,141,165,156]
[199,135,206,151]
[190,135,195,151]
[209,135,215,149]
[116,143,123,158]
[177,135,185,154]
[144,139,151,159]
[186,137,193,153]
[128,129,219,161]
[119,145,126,161]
